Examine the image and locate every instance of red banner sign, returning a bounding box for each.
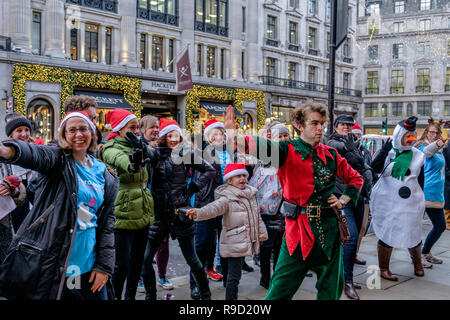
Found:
[176,49,193,92]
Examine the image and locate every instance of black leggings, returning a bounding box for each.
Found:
[378,239,422,249]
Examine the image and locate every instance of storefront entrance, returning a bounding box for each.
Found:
[27,98,54,144]
[74,89,133,134]
[141,93,177,120]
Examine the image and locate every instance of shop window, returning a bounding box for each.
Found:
[243,112,254,135]
[70,26,78,60]
[195,0,228,37]
[206,46,216,77]
[32,11,41,55]
[152,36,164,71]
[85,23,99,62]
[105,27,112,64]
[140,34,147,69]
[27,98,54,144]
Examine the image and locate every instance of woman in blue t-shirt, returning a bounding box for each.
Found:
[415,122,447,267]
[0,111,118,300]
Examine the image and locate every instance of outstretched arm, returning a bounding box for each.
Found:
[186,196,229,221]
[0,139,60,174]
[223,105,289,168]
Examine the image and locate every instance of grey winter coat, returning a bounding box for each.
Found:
[194,184,268,258]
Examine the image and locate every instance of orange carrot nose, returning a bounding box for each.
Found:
[407,136,419,142]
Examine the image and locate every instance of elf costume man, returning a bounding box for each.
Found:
[223,102,363,300]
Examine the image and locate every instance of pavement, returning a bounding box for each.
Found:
[136,218,450,300]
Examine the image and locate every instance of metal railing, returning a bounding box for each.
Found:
[194,21,228,37]
[390,86,404,94]
[259,76,362,97]
[266,39,279,47]
[137,8,178,26]
[343,57,353,63]
[308,48,318,56]
[416,85,430,93]
[66,0,117,13]
[288,44,299,52]
[365,88,379,94]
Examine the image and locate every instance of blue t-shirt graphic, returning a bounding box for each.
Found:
[66,156,106,277]
[418,144,445,203]
[215,148,231,184]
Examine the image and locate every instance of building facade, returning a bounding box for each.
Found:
[355,0,450,136]
[258,0,362,135]
[0,0,362,141]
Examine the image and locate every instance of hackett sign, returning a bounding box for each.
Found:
[150,81,176,90]
[176,49,193,92]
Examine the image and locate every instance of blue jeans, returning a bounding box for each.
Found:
[422,208,446,254]
[189,219,219,288]
[62,272,108,300]
[342,199,365,283]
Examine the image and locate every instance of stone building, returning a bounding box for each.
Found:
[355,0,450,135]
[0,0,362,141]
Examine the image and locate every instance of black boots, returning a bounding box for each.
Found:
[142,274,157,300]
[191,269,212,300]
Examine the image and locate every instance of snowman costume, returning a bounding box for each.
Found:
[370,119,426,249]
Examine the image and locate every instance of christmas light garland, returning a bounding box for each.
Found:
[12,63,142,118]
[185,85,266,132]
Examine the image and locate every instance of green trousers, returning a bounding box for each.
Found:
[265,235,344,300]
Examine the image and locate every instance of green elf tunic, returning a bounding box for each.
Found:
[243,136,363,300]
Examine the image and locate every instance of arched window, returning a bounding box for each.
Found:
[244,112,254,135]
[27,98,54,144]
[407,103,413,116]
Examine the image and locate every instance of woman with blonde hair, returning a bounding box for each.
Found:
[415,120,447,266]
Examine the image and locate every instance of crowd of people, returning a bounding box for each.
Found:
[0,95,448,300]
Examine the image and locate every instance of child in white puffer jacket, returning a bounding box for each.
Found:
[186,163,268,300]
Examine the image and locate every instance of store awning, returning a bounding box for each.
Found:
[74,90,132,109]
[199,101,243,117]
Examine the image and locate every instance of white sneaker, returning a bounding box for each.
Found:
[421,256,433,269]
[424,253,443,264]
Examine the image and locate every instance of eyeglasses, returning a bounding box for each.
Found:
[428,131,441,136]
[65,126,90,135]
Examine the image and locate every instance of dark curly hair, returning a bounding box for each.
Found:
[63,95,98,113]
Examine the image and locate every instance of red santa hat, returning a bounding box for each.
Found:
[203,119,225,137]
[58,111,96,133]
[105,109,137,132]
[352,122,363,135]
[223,163,249,181]
[159,118,182,137]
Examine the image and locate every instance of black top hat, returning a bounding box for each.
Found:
[398,116,418,132]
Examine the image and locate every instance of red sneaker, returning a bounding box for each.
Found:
[206,269,223,281]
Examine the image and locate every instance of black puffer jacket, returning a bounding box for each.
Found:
[149,144,215,240]
[327,132,372,198]
[0,140,118,300]
[194,142,254,209]
[443,146,450,210]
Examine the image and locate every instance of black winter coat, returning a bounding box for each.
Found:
[0,140,118,300]
[327,133,371,198]
[193,142,254,209]
[148,144,215,240]
[443,147,450,210]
